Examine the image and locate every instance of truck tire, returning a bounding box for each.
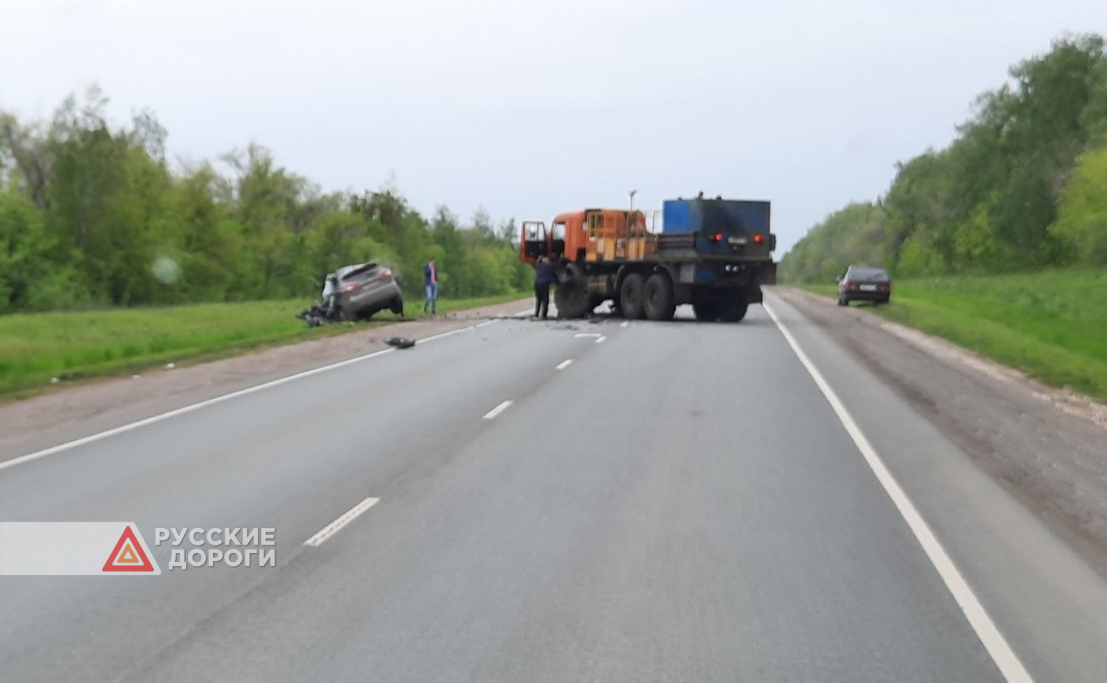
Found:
[554,280,592,319]
[643,272,676,321]
[692,301,721,321]
[619,273,646,320]
[719,295,748,322]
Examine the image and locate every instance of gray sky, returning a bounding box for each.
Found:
[2,0,1105,253]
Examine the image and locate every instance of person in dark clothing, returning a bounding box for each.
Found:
[533,256,555,319]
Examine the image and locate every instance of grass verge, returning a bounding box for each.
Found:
[0,293,526,398]
[799,269,1107,403]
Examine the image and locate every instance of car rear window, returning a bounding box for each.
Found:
[337,263,379,281]
[849,267,889,281]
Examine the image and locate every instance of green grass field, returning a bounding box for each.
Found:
[801,269,1107,402]
[0,293,525,398]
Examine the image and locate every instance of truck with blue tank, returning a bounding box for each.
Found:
[519,194,777,321]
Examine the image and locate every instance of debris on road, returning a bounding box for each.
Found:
[386,337,416,349]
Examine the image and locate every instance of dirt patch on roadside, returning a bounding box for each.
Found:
[0,300,530,459]
[778,287,1107,579]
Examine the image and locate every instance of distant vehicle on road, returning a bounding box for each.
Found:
[837,265,891,306]
[520,195,778,322]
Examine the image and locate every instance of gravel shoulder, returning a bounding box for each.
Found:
[0,299,530,462]
[777,287,1107,579]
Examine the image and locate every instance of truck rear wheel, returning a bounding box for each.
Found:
[619,273,646,320]
[643,272,676,321]
[719,295,748,322]
[692,301,721,321]
[554,280,593,319]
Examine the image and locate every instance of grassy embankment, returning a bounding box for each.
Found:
[0,294,526,398]
[802,269,1107,402]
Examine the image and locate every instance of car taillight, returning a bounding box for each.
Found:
[340,282,358,293]
[709,233,724,242]
[846,283,858,291]
[753,233,765,243]
[380,268,392,279]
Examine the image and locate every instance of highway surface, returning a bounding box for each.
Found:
[2,292,1106,683]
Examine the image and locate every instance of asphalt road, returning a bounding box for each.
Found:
[1,293,1106,682]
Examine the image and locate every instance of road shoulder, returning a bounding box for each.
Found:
[765,288,1107,683]
[0,299,530,463]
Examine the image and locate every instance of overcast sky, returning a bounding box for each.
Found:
[2,0,1105,253]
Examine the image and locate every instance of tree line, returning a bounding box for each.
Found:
[0,88,533,313]
[781,34,1107,283]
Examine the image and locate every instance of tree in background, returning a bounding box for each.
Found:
[781,33,1107,283]
[0,89,531,313]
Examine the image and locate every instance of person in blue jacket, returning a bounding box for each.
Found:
[533,256,555,319]
[423,258,439,315]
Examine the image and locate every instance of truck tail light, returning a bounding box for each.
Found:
[753,233,765,243]
[709,233,724,242]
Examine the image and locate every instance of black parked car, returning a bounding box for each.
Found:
[837,266,891,306]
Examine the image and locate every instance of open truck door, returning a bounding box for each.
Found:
[520,220,547,264]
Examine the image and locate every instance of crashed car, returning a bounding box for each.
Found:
[299,262,404,326]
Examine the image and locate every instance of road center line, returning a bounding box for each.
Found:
[0,319,502,473]
[763,301,1035,683]
[303,496,380,547]
[483,400,514,420]
[556,359,573,370]
[621,321,629,328]
[596,335,606,344]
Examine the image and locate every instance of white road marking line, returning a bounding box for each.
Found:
[763,301,1035,683]
[513,308,533,317]
[596,336,606,344]
[621,321,629,328]
[556,359,573,370]
[483,400,514,420]
[0,319,501,473]
[303,496,380,547]
[574,333,601,339]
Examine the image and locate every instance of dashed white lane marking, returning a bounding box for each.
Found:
[0,319,503,473]
[574,333,601,339]
[303,496,380,547]
[596,336,606,344]
[621,321,629,328]
[556,360,573,370]
[763,301,1035,683]
[483,400,514,420]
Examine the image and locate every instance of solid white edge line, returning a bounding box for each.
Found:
[482,400,513,420]
[595,336,606,344]
[763,301,1034,683]
[0,319,502,473]
[303,496,380,547]
[556,359,573,370]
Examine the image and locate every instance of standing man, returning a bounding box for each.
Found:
[533,256,555,320]
[423,257,439,315]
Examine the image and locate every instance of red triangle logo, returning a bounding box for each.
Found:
[102,526,155,572]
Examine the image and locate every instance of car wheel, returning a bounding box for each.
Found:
[390,298,404,316]
[837,296,848,307]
